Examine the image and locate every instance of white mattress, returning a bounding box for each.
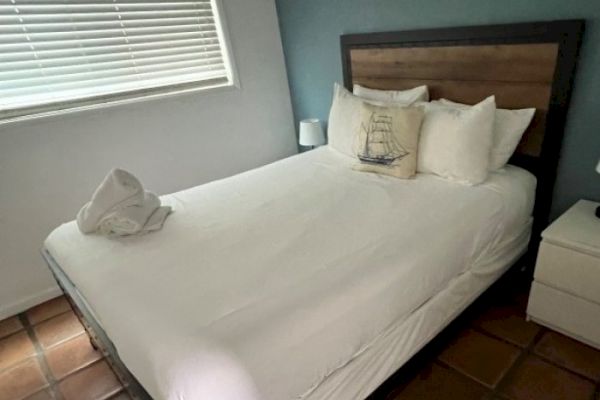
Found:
[44,147,536,400]
[304,219,532,400]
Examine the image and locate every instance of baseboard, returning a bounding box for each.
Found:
[0,286,63,321]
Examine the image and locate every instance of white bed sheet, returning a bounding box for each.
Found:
[304,219,532,400]
[44,147,536,400]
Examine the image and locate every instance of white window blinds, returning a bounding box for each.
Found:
[0,0,232,119]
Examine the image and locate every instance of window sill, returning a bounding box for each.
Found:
[0,80,240,127]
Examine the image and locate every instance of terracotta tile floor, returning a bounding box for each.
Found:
[377,281,600,400]
[1,278,599,400]
[0,299,129,400]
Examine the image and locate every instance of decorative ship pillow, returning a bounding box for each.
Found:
[328,83,421,157]
[434,98,535,171]
[417,96,496,185]
[353,84,429,104]
[353,102,425,178]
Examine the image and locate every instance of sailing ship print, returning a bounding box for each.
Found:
[358,111,409,165]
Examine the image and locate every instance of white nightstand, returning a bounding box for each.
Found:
[527,199,600,349]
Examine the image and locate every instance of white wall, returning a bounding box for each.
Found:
[0,0,297,319]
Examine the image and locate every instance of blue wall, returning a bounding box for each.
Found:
[275,0,600,218]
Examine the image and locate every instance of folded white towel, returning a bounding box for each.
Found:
[98,191,170,236]
[77,169,171,236]
[143,206,172,232]
[77,168,144,233]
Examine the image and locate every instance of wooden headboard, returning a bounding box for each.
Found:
[341,20,584,252]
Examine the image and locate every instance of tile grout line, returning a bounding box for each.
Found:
[473,324,600,387]
[56,295,128,399]
[18,313,65,400]
[106,390,130,400]
[0,324,28,343]
[491,326,548,397]
[434,358,495,394]
[436,322,599,398]
[471,325,530,349]
[597,364,600,399]
[434,325,533,394]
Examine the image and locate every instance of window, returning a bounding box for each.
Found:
[0,0,234,121]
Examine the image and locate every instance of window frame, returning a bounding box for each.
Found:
[0,0,239,125]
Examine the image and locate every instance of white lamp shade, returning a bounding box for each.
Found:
[299,119,325,146]
[596,159,600,175]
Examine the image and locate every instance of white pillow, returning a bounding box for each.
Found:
[417,96,496,185]
[435,99,535,170]
[327,83,408,157]
[353,84,429,104]
[328,83,425,157]
[328,83,366,156]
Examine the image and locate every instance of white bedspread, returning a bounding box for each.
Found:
[44,147,535,400]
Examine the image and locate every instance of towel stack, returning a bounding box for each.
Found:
[77,168,171,236]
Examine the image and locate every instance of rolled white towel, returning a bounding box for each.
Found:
[97,192,171,236]
[77,168,144,233]
[143,206,172,233]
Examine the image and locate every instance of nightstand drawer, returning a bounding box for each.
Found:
[528,282,600,349]
[535,241,600,304]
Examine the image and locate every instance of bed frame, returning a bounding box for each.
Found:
[44,20,584,400]
[42,249,153,399]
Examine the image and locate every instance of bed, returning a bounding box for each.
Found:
[42,20,583,400]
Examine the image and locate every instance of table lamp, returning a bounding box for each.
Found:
[299,119,325,149]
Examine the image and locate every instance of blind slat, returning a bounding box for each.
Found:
[0,60,223,94]
[0,30,218,52]
[0,49,224,80]
[0,23,217,43]
[0,9,213,23]
[0,17,216,34]
[0,40,222,64]
[2,65,226,108]
[0,0,230,118]
[0,38,221,62]
[0,3,213,13]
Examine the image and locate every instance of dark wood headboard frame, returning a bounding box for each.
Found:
[341,20,584,256]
